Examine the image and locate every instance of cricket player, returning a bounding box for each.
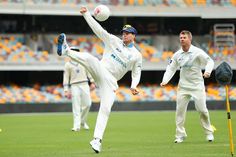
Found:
[63,47,95,132]
[160,30,214,143]
[57,6,142,153]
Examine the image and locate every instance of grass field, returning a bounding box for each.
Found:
[0,111,235,157]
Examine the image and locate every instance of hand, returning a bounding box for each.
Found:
[160,82,167,87]
[64,91,71,99]
[80,7,87,14]
[130,88,139,95]
[203,72,210,78]
[90,83,96,91]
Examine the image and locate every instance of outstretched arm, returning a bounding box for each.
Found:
[80,7,112,44]
[160,56,178,87]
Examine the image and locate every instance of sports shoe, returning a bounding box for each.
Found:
[174,136,186,143]
[81,123,89,130]
[71,128,80,132]
[90,138,102,153]
[206,133,214,142]
[57,33,69,56]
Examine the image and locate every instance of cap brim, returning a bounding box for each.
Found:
[120,29,136,35]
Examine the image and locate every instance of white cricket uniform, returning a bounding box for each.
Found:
[66,11,142,139]
[162,45,214,138]
[63,60,94,129]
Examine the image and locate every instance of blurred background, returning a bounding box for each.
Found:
[0,0,236,113]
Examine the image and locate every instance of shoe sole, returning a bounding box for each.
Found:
[90,142,100,154]
[174,136,186,143]
[174,140,183,143]
[57,33,65,56]
[92,147,99,153]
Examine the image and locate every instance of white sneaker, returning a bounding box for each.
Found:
[206,133,214,142]
[71,128,80,132]
[81,123,89,130]
[90,139,102,153]
[174,136,186,143]
[57,33,69,56]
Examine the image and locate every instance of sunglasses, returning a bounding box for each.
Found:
[123,25,132,29]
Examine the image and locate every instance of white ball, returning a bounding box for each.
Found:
[94,5,110,22]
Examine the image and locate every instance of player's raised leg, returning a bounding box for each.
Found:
[56,33,103,85]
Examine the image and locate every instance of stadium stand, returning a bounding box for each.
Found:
[0,0,235,109]
[1,34,235,64]
[1,0,236,7]
[0,35,50,63]
[0,83,236,103]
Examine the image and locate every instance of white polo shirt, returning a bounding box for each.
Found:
[83,12,142,89]
[162,45,214,90]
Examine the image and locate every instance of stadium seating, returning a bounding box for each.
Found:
[0,33,235,104]
[50,34,235,62]
[1,0,236,7]
[1,34,235,64]
[0,35,50,63]
[0,83,235,103]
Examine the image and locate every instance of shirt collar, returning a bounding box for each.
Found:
[180,44,193,54]
[123,42,134,48]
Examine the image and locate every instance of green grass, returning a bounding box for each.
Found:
[0,111,235,157]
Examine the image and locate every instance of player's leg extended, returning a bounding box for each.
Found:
[176,89,190,139]
[80,84,92,129]
[67,50,103,84]
[57,33,103,84]
[193,90,214,136]
[94,84,116,140]
[71,85,82,131]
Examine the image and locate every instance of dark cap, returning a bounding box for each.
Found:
[215,61,233,86]
[120,25,137,35]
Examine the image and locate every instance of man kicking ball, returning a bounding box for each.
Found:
[57,6,142,153]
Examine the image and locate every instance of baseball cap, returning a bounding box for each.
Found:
[120,25,137,35]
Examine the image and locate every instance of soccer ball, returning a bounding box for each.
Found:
[94,5,110,22]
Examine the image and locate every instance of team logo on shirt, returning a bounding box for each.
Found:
[111,54,127,68]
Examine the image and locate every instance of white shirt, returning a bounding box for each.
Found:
[63,60,94,92]
[83,12,142,89]
[162,45,214,90]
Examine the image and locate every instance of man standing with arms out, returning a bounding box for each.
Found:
[57,7,142,153]
[63,47,96,132]
[160,30,214,143]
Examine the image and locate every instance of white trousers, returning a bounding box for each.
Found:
[71,83,91,129]
[175,88,213,139]
[67,50,117,139]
